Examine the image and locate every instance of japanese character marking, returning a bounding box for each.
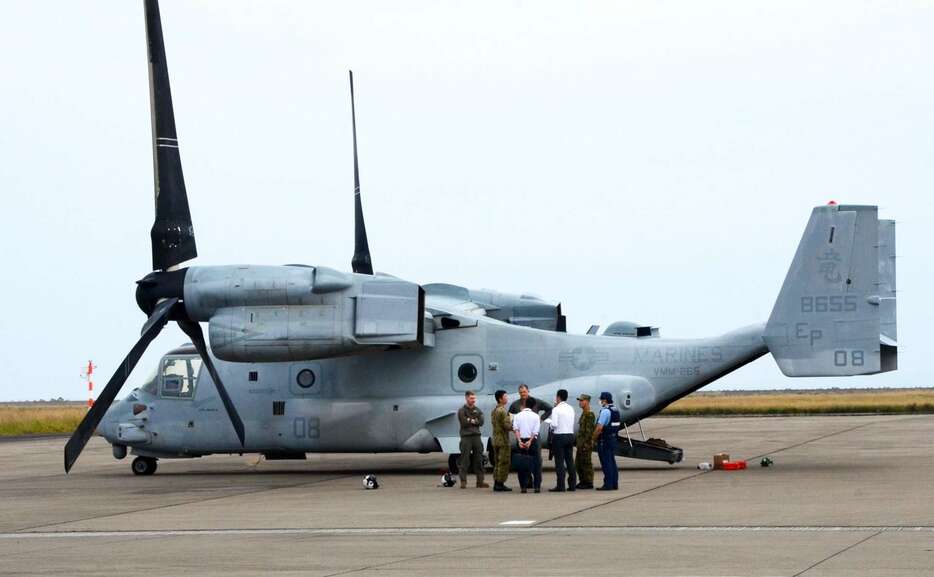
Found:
[817,249,843,283]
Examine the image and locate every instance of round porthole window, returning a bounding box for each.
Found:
[457,363,477,383]
[296,369,316,388]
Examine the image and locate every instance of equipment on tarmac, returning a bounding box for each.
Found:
[761,457,774,467]
[363,474,380,490]
[440,473,457,487]
[616,437,683,465]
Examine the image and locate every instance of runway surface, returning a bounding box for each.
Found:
[1,415,932,576]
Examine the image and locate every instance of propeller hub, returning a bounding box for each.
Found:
[135,268,187,316]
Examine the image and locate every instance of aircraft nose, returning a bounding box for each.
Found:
[98,400,129,439]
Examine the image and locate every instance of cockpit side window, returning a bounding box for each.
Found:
[161,356,200,399]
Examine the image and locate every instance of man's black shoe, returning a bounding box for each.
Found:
[521,488,528,494]
[575,483,594,490]
[595,486,613,491]
[547,487,565,493]
[533,488,541,493]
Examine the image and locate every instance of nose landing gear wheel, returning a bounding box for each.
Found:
[131,456,158,476]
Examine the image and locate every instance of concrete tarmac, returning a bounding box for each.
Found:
[1,415,932,576]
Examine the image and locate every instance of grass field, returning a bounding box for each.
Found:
[661,389,934,416]
[0,405,86,436]
[1,389,933,436]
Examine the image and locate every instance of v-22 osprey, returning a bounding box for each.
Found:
[64,0,898,475]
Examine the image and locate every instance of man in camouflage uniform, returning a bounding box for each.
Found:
[574,393,596,489]
[490,390,513,492]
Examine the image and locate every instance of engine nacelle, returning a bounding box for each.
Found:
[184,265,424,362]
[424,283,566,332]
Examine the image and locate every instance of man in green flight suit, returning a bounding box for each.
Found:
[575,393,596,490]
[491,389,513,492]
[458,390,488,489]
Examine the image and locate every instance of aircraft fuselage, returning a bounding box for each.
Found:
[101,310,767,458]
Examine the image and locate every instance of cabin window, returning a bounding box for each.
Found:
[457,363,478,383]
[451,355,484,392]
[161,356,201,399]
[296,369,316,388]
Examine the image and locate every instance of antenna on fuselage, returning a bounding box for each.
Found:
[349,70,374,275]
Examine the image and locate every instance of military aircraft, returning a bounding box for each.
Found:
[64,0,898,475]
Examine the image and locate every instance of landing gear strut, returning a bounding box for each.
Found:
[447,453,490,476]
[131,456,158,476]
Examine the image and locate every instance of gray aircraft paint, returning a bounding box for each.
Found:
[102,318,767,458]
[78,3,899,472]
[98,202,895,462]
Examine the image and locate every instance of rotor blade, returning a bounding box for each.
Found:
[349,70,374,275]
[145,0,197,271]
[64,297,178,473]
[177,320,246,447]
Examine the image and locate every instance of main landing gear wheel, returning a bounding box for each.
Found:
[132,456,158,476]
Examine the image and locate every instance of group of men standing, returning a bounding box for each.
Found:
[457,384,622,494]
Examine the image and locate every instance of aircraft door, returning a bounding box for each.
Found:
[451,354,484,392]
[284,363,323,452]
[157,355,201,450]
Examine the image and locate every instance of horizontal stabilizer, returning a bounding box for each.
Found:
[765,204,897,376]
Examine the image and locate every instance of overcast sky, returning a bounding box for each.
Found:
[0,1,931,401]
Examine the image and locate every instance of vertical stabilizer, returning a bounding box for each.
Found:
[877,219,897,371]
[764,204,897,376]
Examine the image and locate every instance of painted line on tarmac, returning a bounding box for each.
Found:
[15,474,356,534]
[541,417,898,527]
[2,526,933,539]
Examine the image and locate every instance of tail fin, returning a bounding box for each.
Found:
[764,204,897,376]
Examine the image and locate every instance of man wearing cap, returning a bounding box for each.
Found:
[592,391,621,491]
[575,393,596,490]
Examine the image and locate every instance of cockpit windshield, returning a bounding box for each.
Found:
[160,356,202,399]
[140,365,159,395]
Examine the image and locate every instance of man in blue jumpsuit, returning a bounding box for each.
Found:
[592,391,620,491]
